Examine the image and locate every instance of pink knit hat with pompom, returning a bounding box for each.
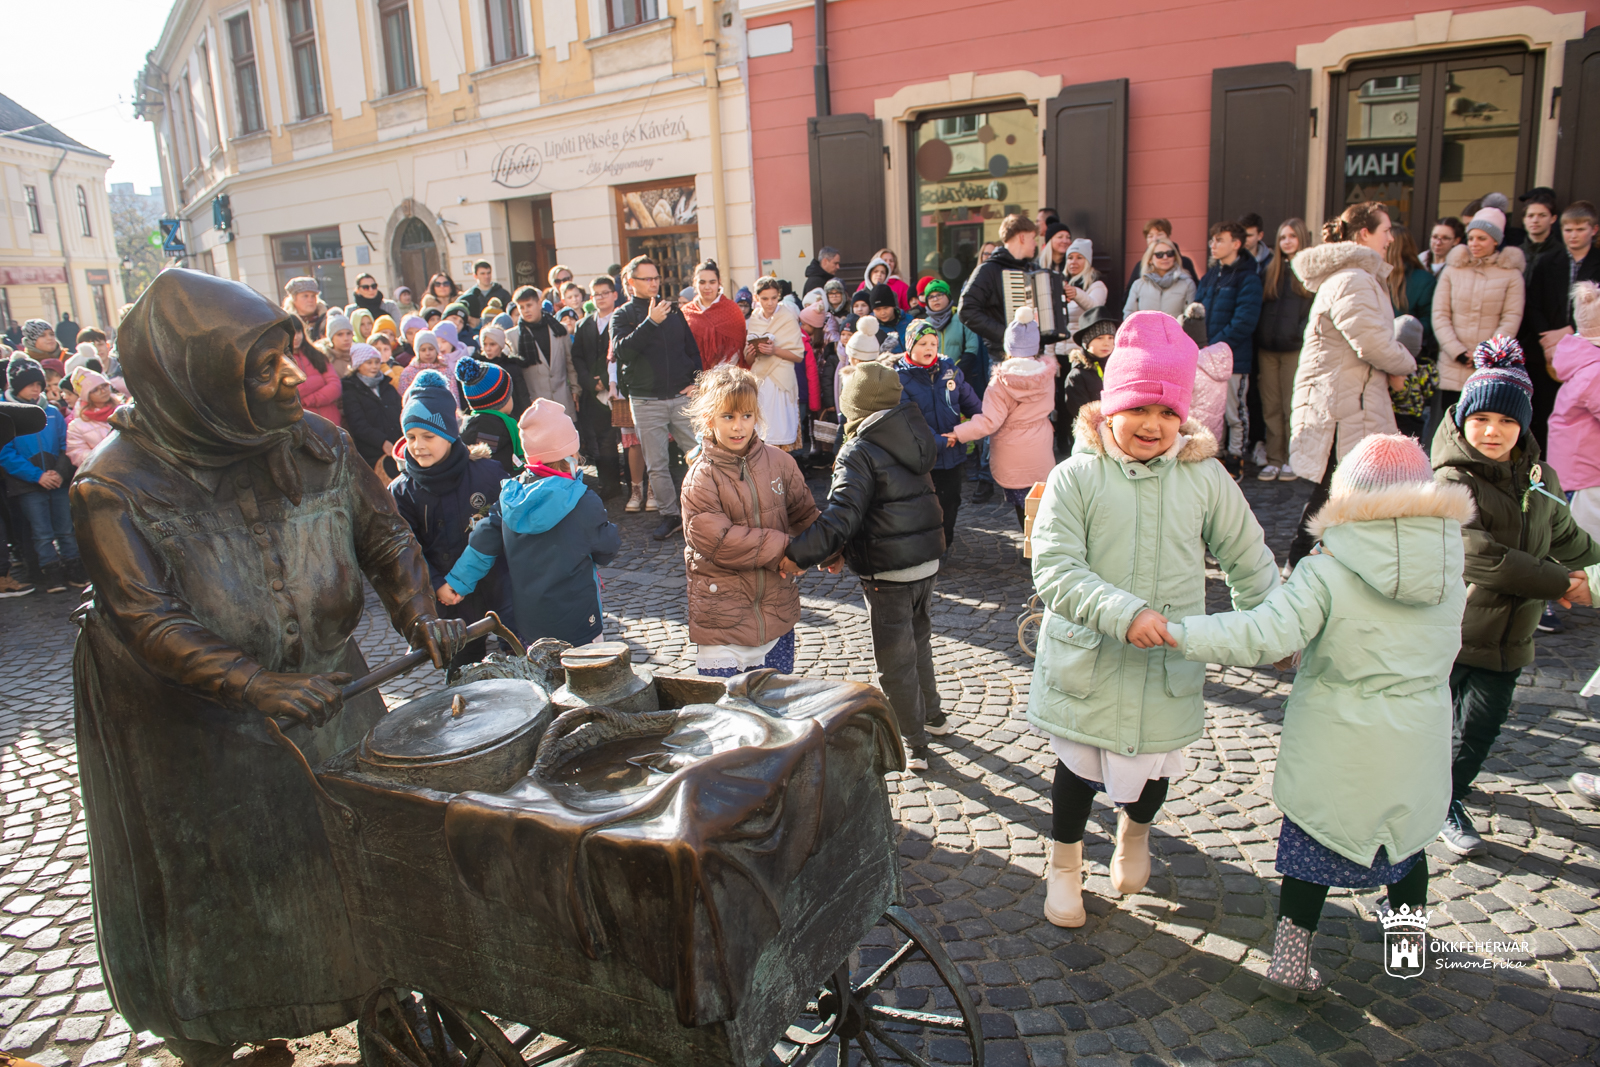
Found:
[1099,310,1199,421]
[518,398,580,465]
[1330,433,1434,494]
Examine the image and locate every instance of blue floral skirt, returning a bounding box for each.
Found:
[1274,817,1421,888]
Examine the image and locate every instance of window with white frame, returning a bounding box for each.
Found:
[23,187,41,234]
[76,187,92,237]
[607,0,658,33]
[484,0,525,63]
[226,13,265,134]
[286,0,325,119]
[379,0,417,91]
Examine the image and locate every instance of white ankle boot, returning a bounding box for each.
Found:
[1110,811,1152,895]
[1044,840,1086,927]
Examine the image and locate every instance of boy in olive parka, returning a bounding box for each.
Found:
[1430,338,1599,858]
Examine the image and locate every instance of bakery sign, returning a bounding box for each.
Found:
[489,112,693,190]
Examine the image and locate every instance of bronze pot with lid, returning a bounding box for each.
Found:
[358,678,553,794]
[550,642,660,714]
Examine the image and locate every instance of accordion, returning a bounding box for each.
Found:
[1001,269,1068,342]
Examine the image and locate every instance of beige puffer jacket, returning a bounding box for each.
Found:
[1287,243,1417,485]
[681,437,820,648]
[1432,242,1526,391]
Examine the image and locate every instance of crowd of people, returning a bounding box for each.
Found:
[2,185,1600,1001]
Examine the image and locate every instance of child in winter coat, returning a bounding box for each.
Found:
[64,368,119,467]
[342,344,403,479]
[293,337,343,426]
[1169,433,1473,1001]
[455,356,524,474]
[1027,311,1279,928]
[1058,308,1117,454]
[1190,342,1234,447]
[896,319,982,551]
[398,330,461,402]
[680,364,821,676]
[2,356,84,591]
[389,371,514,667]
[1548,282,1600,539]
[787,360,947,771]
[1431,337,1599,857]
[445,399,620,647]
[946,306,1059,529]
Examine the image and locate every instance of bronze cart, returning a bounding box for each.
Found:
[287,642,985,1067]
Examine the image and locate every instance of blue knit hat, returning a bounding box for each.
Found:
[1456,336,1533,429]
[455,355,511,411]
[402,369,459,440]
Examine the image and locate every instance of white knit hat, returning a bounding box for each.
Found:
[1573,281,1600,340]
[845,316,881,360]
[1067,238,1094,262]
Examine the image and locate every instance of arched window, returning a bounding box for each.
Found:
[76,186,92,237]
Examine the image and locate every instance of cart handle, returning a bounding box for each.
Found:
[340,612,522,701]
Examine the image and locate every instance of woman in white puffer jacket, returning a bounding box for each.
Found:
[1432,197,1525,405]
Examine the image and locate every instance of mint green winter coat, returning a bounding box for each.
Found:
[1027,403,1280,755]
[1171,479,1474,864]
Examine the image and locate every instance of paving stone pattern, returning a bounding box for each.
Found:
[1,472,1599,1067]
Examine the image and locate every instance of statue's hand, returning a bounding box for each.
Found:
[246,671,353,728]
[410,616,469,669]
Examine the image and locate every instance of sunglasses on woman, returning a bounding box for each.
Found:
[1152,250,1176,260]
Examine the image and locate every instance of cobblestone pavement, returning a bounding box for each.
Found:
[2,469,1599,1067]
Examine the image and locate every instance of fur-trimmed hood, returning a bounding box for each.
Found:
[1305,481,1475,606]
[990,352,1058,395]
[1291,242,1389,292]
[1073,401,1219,464]
[1445,242,1526,273]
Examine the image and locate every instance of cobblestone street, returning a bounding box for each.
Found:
[2,470,1600,1067]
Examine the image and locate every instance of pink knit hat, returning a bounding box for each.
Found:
[518,398,581,465]
[1330,433,1433,494]
[1099,310,1199,421]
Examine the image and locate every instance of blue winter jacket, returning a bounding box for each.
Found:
[0,400,67,492]
[446,471,621,647]
[895,355,983,471]
[1194,257,1265,374]
[390,452,515,632]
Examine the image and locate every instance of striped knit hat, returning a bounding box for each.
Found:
[1455,335,1533,429]
[1330,433,1434,495]
[455,355,511,411]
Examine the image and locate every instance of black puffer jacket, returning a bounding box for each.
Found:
[1254,269,1313,352]
[958,247,1035,349]
[788,402,946,576]
[610,297,702,400]
[341,375,402,467]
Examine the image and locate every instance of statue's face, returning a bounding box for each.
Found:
[244,328,306,430]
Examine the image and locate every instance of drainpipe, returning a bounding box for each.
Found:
[813,0,829,117]
[702,2,730,274]
[46,149,81,320]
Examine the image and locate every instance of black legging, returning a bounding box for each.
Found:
[1287,440,1338,566]
[1278,860,1428,933]
[1052,762,1168,843]
[930,466,963,553]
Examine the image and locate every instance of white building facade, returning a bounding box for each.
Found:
[140,0,758,307]
[0,96,126,333]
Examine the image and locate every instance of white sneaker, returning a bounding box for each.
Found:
[1257,465,1280,481]
[1251,442,1268,467]
[625,485,645,512]
[905,745,929,772]
[644,485,659,512]
[1278,463,1299,482]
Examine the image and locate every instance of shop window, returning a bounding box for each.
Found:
[77,187,92,238]
[615,180,697,297]
[25,186,41,234]
[380,0,418,90]
[227,13,265,134]
[90,285,111,329]
[286,0,325,120]
[0,289,12,329]
[484,0,525,64]
[273,227,347,304]
[910,103,1037,291]
[608,0,658,33]
[40,288,59,324]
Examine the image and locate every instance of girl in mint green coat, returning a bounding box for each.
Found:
[1028,312,1280,930]
[1170,433,1472,1001]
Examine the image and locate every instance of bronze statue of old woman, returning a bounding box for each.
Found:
[69,269,466,1066]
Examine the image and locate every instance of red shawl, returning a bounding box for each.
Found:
[683,295,748,372]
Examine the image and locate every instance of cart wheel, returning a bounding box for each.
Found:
[358,988,574,1067]
[766,905,984,1067]
[1017,611,1042,658]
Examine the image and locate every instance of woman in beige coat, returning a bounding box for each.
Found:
[1287,202,1419,565]
[1432,202,1525,405]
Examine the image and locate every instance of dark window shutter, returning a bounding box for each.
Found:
[1045,79,1128,306]
[1209,63,1310,238]
[808,114,886,283]
[1554,28,1600,211]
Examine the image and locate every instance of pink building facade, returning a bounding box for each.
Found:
[740,0,1597,299]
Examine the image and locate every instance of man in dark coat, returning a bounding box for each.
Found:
[55,313,78,349]
[569,275,623,498]
[70,270,466,1067]
[958,214,1039,351]
[803,246,840,299]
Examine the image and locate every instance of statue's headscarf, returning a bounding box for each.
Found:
[111,268,334,504]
